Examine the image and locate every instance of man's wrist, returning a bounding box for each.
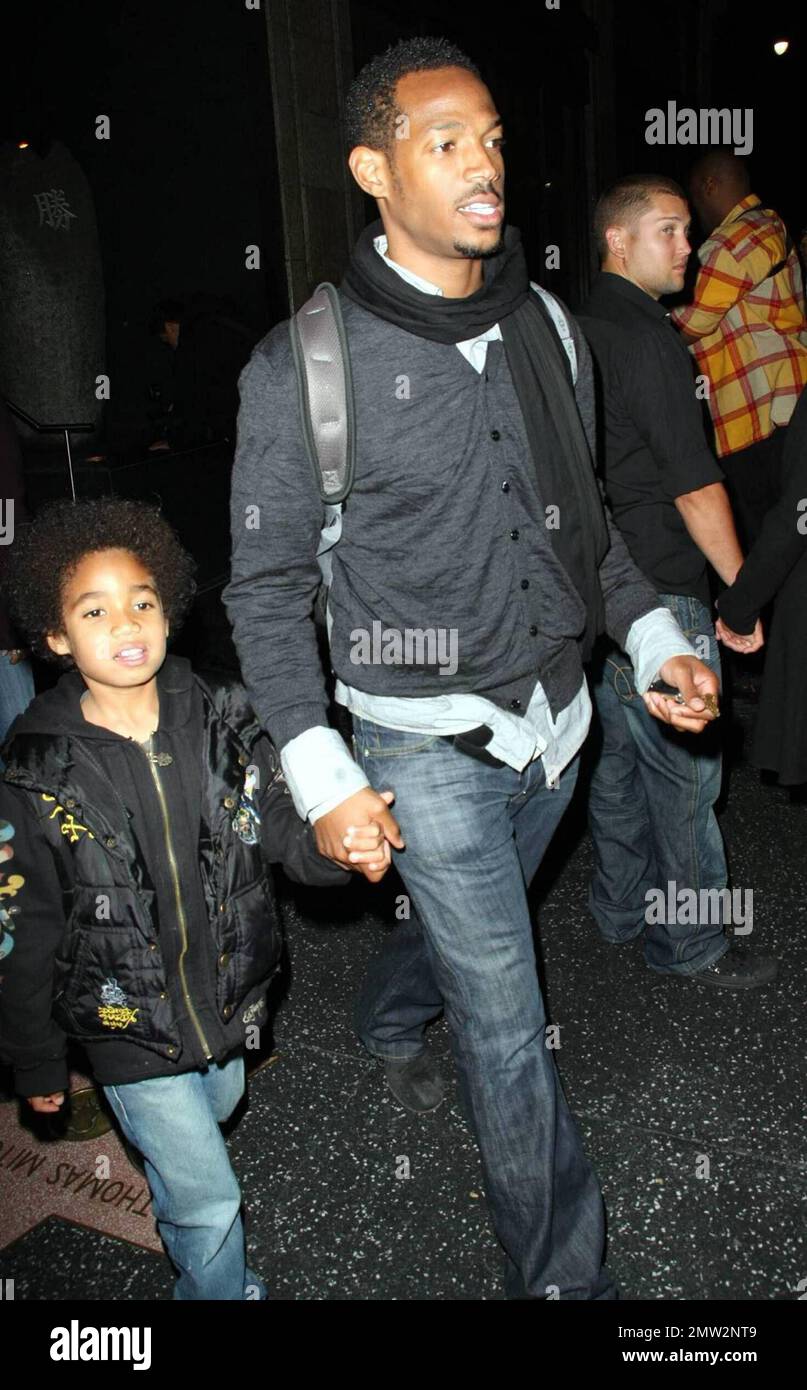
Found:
[309,784,371,826]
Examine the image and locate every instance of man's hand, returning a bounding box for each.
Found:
[314,787,404,884]
[716,615,764,654]
[642,654,719,733]
[28,1092,66,1114]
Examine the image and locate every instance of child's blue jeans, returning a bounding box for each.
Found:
[103,1053,266,1300]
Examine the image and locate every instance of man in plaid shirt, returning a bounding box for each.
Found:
[672,151,807,544]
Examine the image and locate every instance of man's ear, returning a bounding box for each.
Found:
[605,225,626,261]
[46,631,71,658]
[348,145,392,200]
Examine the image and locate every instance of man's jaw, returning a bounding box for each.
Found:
[452,233,505,260]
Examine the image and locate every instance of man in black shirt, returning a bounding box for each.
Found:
[579,174,775,989]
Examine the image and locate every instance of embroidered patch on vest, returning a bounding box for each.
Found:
[41,794,95,843]
[242,997,266,1026]
[231,767,260,846]
[98,977,138,1030]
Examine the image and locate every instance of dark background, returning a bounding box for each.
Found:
[5,0,807,437]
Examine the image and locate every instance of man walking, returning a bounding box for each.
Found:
[578,175,777,988]
[671,151,807,546]
[225,39,720,1300]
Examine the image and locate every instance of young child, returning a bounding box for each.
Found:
[0,497,388,1300]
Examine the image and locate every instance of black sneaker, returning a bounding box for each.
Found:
[688,943,778,990]
[384,1051,446,1113]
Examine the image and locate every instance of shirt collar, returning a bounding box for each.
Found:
[719,193,762,232]
[594,271,672,322]
[373,233,444,297]
[372,233,503,348]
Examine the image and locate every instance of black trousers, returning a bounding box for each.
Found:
[719,424,789,550]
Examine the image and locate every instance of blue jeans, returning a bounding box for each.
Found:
[103,1054,266,1300]
[352,715,616,1301]
[0,654,34,770]
[587,592,729,975]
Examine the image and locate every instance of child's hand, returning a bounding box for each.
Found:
[28,1092,66,1113]
[342,819,391,874]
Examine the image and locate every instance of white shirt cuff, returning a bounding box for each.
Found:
[280,726,370,823]
[624,607,699,694]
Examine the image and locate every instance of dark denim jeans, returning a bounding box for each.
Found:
[352,714,616,1301]
[587,592,729,974]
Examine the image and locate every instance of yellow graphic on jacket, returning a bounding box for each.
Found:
[98,978,139,1030]
[41,793,95,843]
[97,1005,139,1029]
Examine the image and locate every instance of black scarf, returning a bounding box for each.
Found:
[341,220,608,658]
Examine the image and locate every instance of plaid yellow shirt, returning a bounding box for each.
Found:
[672,195,807,457]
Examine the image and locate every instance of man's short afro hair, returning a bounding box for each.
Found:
[344,35,481,156]
[4,496,197,665]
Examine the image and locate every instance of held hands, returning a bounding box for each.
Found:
[642,655,720,734]
[28,1092,66,1113]
[314,787,404,884]
[715,616,764,654]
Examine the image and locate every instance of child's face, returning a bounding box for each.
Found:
[46,549,169,689]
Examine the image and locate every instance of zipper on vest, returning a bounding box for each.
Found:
[139,736,213,1061]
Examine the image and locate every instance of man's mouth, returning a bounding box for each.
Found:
[114,645,148,666]
[457,197,502,227]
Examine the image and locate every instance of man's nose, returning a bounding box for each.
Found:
[465,146,500,187]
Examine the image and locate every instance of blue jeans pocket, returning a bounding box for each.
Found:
[352,716,442,759]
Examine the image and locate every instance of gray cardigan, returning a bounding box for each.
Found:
[224,294,661,753]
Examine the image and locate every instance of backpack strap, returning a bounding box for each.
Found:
[289,282,355,504]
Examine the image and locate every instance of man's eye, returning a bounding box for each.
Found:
[434,141,455,153]
[488,136,506,149]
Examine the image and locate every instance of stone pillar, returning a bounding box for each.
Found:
[264,0,363,311]
[0,141,105,446]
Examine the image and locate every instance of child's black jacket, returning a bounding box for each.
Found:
[0,655,349,1097]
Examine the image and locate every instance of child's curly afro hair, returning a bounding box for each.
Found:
[4,496,197,663]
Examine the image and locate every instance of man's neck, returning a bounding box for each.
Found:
[601,261,660,301]
[712,194,752,232]
[80,675,161,740]
[382,226,483,299]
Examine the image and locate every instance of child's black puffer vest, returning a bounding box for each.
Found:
[0,659,346,1092]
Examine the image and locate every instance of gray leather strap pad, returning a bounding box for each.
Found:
[290,282,355,504]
